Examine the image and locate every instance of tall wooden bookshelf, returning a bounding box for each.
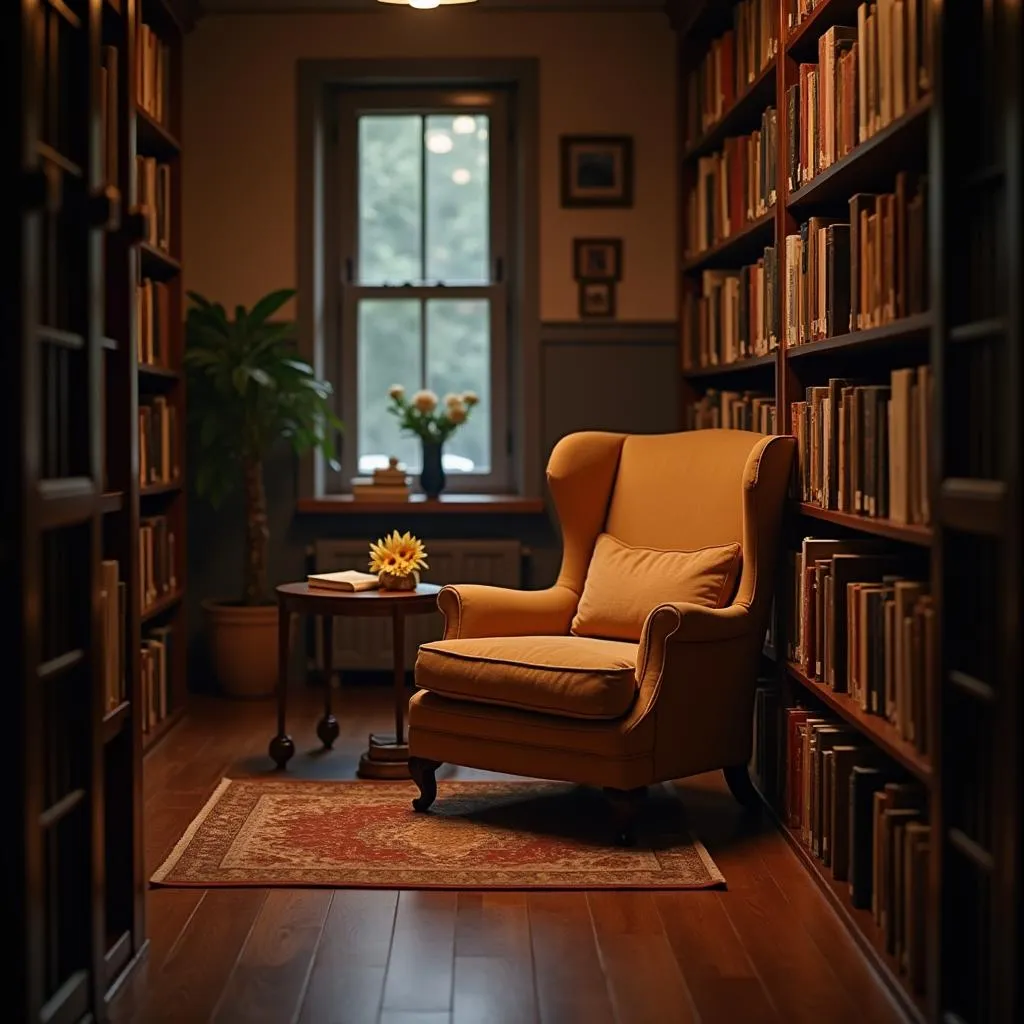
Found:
[671,1,1022,1022]
[6,0,189,1019]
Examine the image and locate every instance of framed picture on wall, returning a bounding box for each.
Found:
[579,280,616,319]
[573,238,623,281]
[560,135,634,208]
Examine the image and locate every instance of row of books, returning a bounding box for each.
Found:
[142,626,174,733]
[685,107,778,258]
[136,21,173,128]
[782,705,930,994]
[140,397,180,488]
[686,389,777,433]
[792,366,931,524]
[136,278,174,368]
[682,247,780,368]
[136,156,172,253]
[785,3,932,190]
[683,0,779,146]
[784,538,933,753]
[140,515,177,613]
[99,46,120,188]
[100,559,127,712]
[784,175,929,345]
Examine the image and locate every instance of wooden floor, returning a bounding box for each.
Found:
[110,686,905,1024]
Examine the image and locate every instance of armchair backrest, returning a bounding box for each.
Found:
[546,429,796,628]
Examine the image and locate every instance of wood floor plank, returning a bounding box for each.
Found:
[527,892,615,1024]
[453,894,536,1024]
[108,890,204,1023]
[211,889,331,1024]
[381,892,458,1014]
[587,892,698,1024]
[655,891,780,1024]
[126,889,267,1023]
[298,890,399,1024]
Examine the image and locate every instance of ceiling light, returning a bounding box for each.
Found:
[426,132,453,154]
[451,168,471,185]
[452,115,477,134]
[377,0,478,7]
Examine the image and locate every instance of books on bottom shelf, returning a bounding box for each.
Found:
[687,389,777,433]
[783,537,933,753]
[791,366,932,525]
[140,515,177,612]
[100,559,127,711]
[142,625,173,732]
[752,692,930,995]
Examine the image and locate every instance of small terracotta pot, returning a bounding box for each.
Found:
[378,570,419,592]
[203,599,278,699]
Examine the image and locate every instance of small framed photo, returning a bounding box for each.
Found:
[579,280,616,319]
[560,135,633,208]
[573,238,623,282]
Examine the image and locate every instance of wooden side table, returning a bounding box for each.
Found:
[269,582,442,777]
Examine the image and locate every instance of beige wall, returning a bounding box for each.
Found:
[182,10,677,322]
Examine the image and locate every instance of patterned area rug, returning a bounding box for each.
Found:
[151,779,725,890]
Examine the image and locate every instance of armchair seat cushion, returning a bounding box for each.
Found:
[415,635,639,720]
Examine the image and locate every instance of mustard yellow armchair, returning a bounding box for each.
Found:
[408,429,795,843]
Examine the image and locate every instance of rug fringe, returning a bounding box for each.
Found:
[151,777,233,884]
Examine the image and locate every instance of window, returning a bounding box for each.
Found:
[335,90,510,490]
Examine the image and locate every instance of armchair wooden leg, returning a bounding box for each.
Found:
[409,757,441,812]
[604,786,647,847]
[723,765,762,812]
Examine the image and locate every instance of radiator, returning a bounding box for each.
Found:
[312,538,522,672]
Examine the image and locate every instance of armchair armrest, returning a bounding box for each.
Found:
[627,601,762,779]
[437,584,578,641]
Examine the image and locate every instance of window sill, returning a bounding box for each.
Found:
[296,494,546,515]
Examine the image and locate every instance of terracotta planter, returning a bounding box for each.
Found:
[203,599,278,699]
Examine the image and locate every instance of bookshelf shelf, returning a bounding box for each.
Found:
[785,313,932,360]
[787,662,932,782]
[138,362,182,381]
[100,491,124,514]
[949,317,1005,344]
[682,208,776,272]
[139,242,181,280]
[787,98,931,210]
[796,503,933,546]
[135,107,181,158]
[682,350,777,378]
[141,589,184,625]
[683,57,778,162]
[785,0,864,59]
[140,479,183,498]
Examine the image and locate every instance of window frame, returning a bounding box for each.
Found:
[329,87,512,494]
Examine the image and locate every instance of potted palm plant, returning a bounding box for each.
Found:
[186,287,341,698]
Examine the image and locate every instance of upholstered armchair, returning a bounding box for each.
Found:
[407,429,796,843]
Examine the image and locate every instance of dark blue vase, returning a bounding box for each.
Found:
[420,440,446,499]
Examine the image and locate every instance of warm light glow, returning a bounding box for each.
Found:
[377,0,478,6]
[426,131,453,154]
[452,115,477,134]
[451,168,471,185]
[410,0,439,6]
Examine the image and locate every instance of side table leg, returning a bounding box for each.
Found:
[316,614,340,750]
[356,609,411,779]
[268,598,295,769]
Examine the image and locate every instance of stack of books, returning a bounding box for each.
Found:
[350,457,410,502]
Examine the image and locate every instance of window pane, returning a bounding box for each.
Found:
[426,299,491,473]
[357,299,422,474]
[359,115,422,285]
[425,114,489,285]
